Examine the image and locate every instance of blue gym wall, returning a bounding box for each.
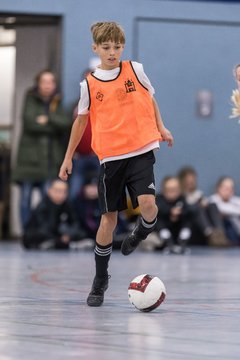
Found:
[0,0,239,194]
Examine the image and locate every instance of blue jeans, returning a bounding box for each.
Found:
[69,155,99,200]
[20,182,46,229]
[223,218,240,245]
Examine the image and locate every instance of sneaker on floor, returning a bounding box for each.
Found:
[70,239,95,251]
[39,239,55,250]
[208,229,230,247]
[138,232,161,252]
[164,244,190,255]
[87,275,110,307]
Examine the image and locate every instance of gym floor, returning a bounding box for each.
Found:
[0,243,239,360]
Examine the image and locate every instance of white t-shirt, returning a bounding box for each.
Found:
[78,61,159,163]
[209,194,240,217]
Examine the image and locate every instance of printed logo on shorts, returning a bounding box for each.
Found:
[148,183,155,190]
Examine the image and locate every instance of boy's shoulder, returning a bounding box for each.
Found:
[126,60,143,68]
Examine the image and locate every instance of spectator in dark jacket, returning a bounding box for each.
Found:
[23,179,86,250]
[156,176,192,254]
[73,173,101,240]
[12,70,71,229]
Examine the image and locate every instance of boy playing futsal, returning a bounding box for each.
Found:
[59,22,174,306]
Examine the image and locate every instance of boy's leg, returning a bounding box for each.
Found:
[138,194,158,222]
[87,211,118,307]
[121,194,158,256]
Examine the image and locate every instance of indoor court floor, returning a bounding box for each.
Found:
[0,242,240,360]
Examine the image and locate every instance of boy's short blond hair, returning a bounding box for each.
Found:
[91,22,125,45]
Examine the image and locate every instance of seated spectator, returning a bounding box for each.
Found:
[209,177,240,245]
[178,167,228,246]
[73,173,100,240]
[155,176,192,254]
[23,179,88,250]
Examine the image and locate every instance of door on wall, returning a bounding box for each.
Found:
[0,25,16,238]
[0,14,62,237]
[135,18,240,193]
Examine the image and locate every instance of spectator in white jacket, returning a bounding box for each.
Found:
[209,177,240,245]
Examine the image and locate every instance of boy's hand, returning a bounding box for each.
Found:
[59,159,72,181]
[161,127,174,147]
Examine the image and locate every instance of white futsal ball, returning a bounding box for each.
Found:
[128,274,166,312]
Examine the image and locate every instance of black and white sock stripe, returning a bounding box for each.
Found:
[141,217,157,229]
[94,244,112,257]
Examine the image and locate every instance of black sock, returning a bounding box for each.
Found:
[94,242,112,279]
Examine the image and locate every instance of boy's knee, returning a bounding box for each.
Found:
[101,212,118,231]
[138,195,156,212]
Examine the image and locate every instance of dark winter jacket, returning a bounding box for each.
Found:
[23,195,86,248]
[12,89,71,183]
[156,194,192,234]
[73,193,101,239]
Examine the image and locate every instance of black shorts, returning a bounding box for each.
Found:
[98,151,156,214]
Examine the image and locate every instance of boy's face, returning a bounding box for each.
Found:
[92,41,124,70]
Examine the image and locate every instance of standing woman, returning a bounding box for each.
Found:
[234,64,240,89]
[230,64,240,119]
[12,70,71,229]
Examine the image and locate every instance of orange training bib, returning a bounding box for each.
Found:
[86,61,162,160]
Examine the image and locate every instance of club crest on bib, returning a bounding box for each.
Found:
[125,79,136,93]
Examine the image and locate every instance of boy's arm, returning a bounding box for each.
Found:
[152,96,174,147]
[59,114,88,181]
